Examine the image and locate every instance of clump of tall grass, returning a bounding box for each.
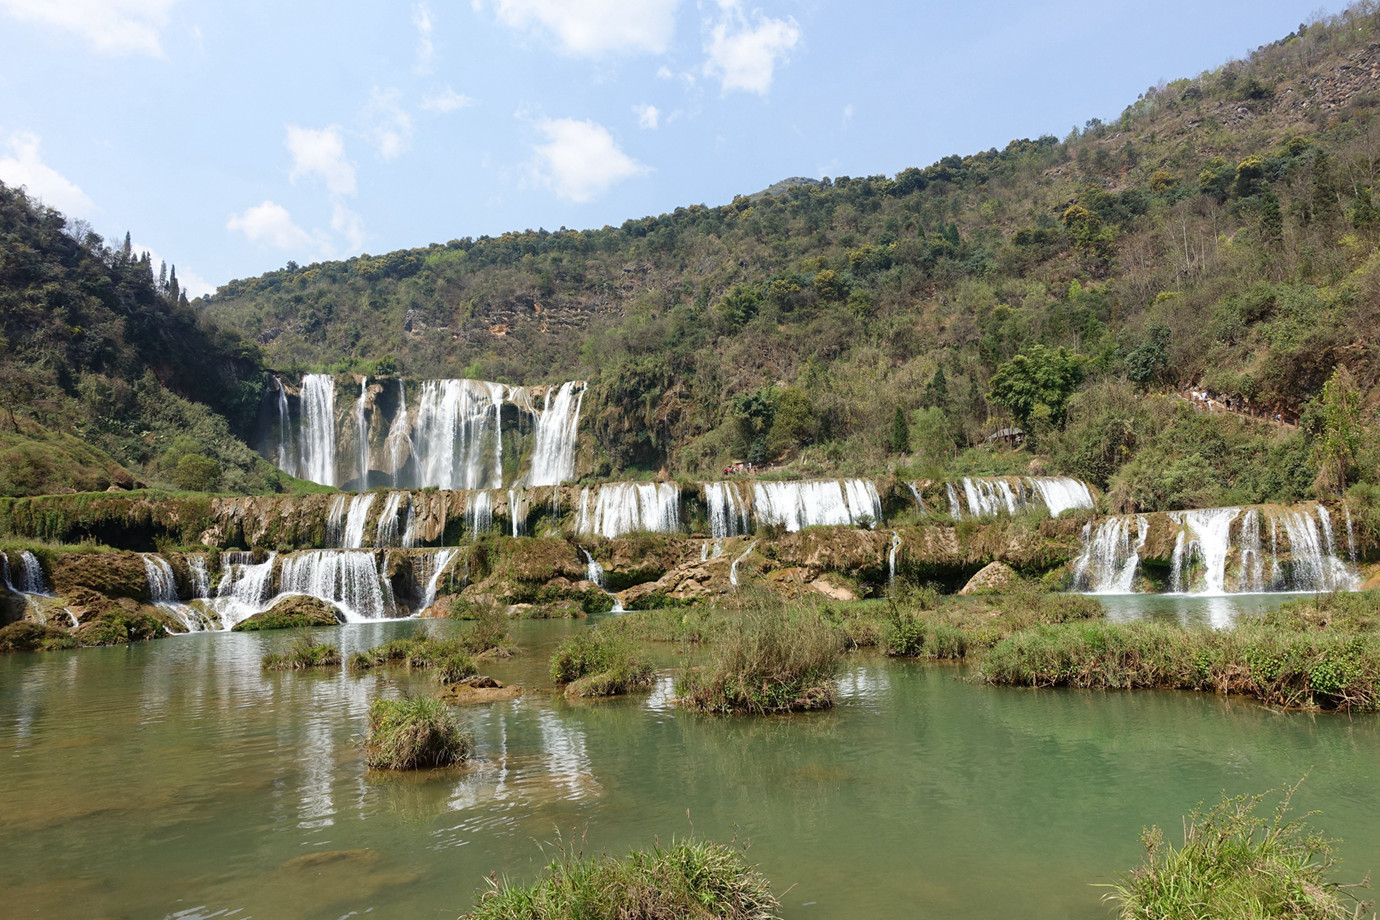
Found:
[1106,783,1370,920]
[462,837,780,920]
[362,696,473,770]
[676,608,841,714]
[550,628,653,698]
[261,636,341,670]
[981,620,1380,711]
[355,631,478,685]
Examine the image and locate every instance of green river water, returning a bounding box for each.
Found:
[2,602,1378,919]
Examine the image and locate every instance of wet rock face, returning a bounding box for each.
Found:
[52,553,151,601]
[232,595,345,631]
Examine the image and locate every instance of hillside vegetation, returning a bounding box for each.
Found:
[0,183,293,496]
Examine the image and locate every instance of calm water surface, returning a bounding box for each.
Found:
[1,600,1378,920]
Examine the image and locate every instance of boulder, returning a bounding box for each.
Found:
[232,595,344,631]
[959,561,1019,596]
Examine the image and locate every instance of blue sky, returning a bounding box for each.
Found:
[0,0,1343,297]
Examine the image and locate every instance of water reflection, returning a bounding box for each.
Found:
[1097,592,1301,627]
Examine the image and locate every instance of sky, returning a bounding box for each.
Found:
[0,0,1347,298]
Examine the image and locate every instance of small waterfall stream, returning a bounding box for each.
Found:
[579,548,623,612]
[729,540,759,587]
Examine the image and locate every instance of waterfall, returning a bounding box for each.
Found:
[1168,508,1240,595]
[401,498,420,548]
[1072,515,1149,593]
[465,491,494,538]
[141,554,207,632]
[704,482,750,538]
[417,548,458,612]
[509,488,528,537]
[375,492,405,547]
[528,381,585,486]
[1344,503,1358,564]
[579,548,623,612]
[413,379,509,491]
[576,483,681,538]
[299,373,337,487]
[948,477,1095,519]
[188,555,211,599]
[278,551,393,622]
[386,379,412,488]
[1238,509,1265,593]
[15,551,52,595]
[274,377,295,476]
[341,493,376,549]
[212,552,278,629]
[730,540,758,587]
[750,479,882,532]
[1278,505,1357,592]
[354,377,370,487]
[888,531,901,588]
[906,482,925,512]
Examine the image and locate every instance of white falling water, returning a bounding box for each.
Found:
[750,479,882,532]
[1237,509,1265,592]
[299,373,337,487]
[355,377,370,487]
[278,551,392,622]
[528,381,585,486]
[1278,505,1358,592]
[576,483,681,538]
[418,548,458,612]
[889,531,901,588]
[375,492,405,547]
[1072,515,1149,593]
[949,477,1095,520]
[1344,504,1358,564]
[509,488,528,537]
[1168,508,1241,595]
[386,379,412,488]
[213,552,278,629]
[341,493,376,549]
[413,379,509,491]
[12,551,52,595]
[188,555,211,599]
[275,377,295,477]
[141,554,206,632]
[906,483,925,512]
[467,491,494,538]
[730,540,758,587]
[400,498,420,548]
[579,548,623,612]
[704,482,750,538]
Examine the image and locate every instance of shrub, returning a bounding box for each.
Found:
[462,838,780,920]
[676,608,841,714]
[550,628,653,698]
[261,636,341,670]
[1106,784,1368,920]
[362,696,473,771]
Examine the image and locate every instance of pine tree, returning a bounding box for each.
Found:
[924,366,948,408]
[889,406,910,454]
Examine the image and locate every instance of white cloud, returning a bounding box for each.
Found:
[480,0,680,56]
[413,3,435,73]
[421,86,474,113]
[633,103,660,130]
[531,117,648,203]
[132,241,214,298]
[703,0,800,95]
[0,130,94,215]
[285,125,356,195]
[362,88,412,160]
[0,0,180,57]
[331,202,366,253]
[226,201,318,252]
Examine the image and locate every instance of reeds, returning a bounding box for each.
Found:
[261,636,341,670]
[549,628,653,698]
[362,696,472,770]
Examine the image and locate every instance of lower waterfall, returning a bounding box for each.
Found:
[576,483,681,538]
[751,479,882,532]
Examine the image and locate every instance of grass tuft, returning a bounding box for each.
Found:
[550,628,654,698]
[1106,782,1372,920]
[676,608,841,714]
[261,636,341,670]
[462,837,781,920]
[362,696,473,771]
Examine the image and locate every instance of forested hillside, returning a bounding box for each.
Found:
[198,7,1380,511]
[0,183,286,496]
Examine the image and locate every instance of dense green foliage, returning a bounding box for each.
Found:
[195,8,1380,510]
[549,627,654,698]
[675,607,841,713]
[1107,786,1366,920]
[462,838,780,920]
[362,695,472,770]
[0,182,285,496]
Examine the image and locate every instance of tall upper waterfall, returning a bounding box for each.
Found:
[264,375,585,490]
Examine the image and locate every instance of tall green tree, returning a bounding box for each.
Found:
[1312,366,1363,497]
[987,345,1086,428]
